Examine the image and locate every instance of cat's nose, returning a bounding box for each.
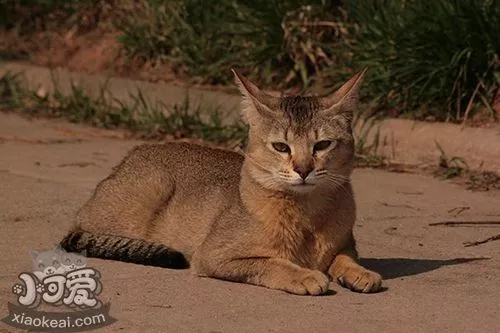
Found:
[293,164,314,180]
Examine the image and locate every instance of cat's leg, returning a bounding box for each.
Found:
[328,244,383,293]
[197,257,330,295]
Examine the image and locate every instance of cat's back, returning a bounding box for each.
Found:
[75,141,245,252]
[118,141,244,186]
[121,142,245,250]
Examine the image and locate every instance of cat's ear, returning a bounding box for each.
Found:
[231,69,280,124]
[319,68,367,118]
[30,250,39,260]
[80,250,87,257]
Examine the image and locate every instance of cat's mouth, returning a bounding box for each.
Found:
[292,182,314,186]
[290,179,316,189]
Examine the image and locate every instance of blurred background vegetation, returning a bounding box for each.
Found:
[1,0,499,122]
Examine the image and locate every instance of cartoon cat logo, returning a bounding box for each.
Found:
[60,249,87,272]
[30,247,87,281]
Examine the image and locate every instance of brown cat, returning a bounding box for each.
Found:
[60,69,383,295]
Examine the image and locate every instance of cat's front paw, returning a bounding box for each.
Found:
[282,269,330,296]
[336,266,382,293]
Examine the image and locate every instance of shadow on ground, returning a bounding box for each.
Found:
[360,257,490,280]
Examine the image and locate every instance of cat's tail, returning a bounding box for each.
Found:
[59,229,189,269]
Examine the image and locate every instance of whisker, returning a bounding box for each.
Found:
[324,174,352,197]
[245,154,272,173]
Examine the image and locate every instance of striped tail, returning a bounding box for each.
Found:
[60,230,189,269]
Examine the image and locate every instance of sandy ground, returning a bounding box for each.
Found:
[0,112,499,333]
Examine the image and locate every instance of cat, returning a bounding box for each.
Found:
[31,247,87,281]
[60,69,383,295]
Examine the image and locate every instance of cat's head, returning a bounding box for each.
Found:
[233,69,366,194]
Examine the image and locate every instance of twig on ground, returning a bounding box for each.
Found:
[378,201,421,210]
[0,135,85,144]
[447,206,470,216]
[463,234,500,247]
[429,221,500,227]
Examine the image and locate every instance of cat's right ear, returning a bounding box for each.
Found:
[231,69,280,124]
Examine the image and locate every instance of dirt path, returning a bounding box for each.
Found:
[0,112,499,333]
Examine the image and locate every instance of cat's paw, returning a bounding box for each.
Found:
[336,266,382,293]
[283,270,330,296]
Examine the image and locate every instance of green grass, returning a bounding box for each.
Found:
[344,0,500,121]
[115,0,500,122]
[433,141,469,179]
[116,0,347,87]
[352,112,388,167]
[0,71,248,146]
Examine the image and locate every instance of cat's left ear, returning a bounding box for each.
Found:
[319,68,367,118]
[80,249,87,257]
[231,69,280,124]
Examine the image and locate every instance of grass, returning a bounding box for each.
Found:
[432,140,500,191]
[352,112,388,168]
[116,0,347,87]
[109,0,500,121]
[433,141,469,179]
[2,0,499,122]
[340,0,500,121]
[0,71,248,147]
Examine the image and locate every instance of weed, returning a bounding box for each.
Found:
[0,71,28,108]
[434,141,469,179]
[117,0,346,87]
[352,111,389,167]
[345,0,500,121]
[432,140,500,190]
[0,71,248,146]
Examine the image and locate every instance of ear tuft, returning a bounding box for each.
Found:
[320,68,367,115]
[231,68,279,124]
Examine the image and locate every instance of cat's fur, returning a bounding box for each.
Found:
[60,69,382,295]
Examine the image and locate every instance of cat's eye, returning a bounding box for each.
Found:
[53,260,60,268]
[65,258,71,264]
[272,142,291,154]
[38,263,45,270]
[313,140,334,153]
[76,259,82,265]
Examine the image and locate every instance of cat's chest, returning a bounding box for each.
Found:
[251,194,353,271]
[264,218,343,271]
